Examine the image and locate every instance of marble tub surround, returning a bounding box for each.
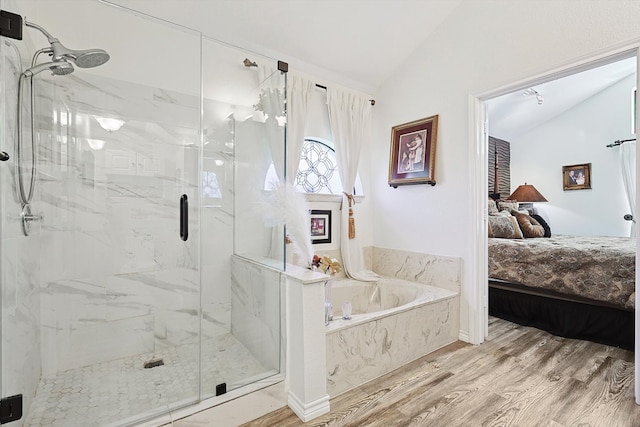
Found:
[368,246,462,293]
[322,247,461,397]
[326,277,457,332]
[325,277,459,396]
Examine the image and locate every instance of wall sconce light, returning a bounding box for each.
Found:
[94,116,125,132]
[87,139,106,150]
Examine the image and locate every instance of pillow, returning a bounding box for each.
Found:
[510,208,530,216]
[514,213,545,238]
[488,198,499,215]
[530,213,551,238]
[497,200,519,212]
[488,214,524,239]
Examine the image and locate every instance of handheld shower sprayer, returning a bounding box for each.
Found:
[14,19,111,236]
[22,61,74,77]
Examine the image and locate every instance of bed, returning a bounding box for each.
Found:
[487,201,635,350]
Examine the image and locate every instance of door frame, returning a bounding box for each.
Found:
[468,40,640,404]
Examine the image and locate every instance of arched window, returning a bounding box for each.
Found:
[264,137,363,195]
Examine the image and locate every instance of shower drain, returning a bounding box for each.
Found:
[143,359,165,369]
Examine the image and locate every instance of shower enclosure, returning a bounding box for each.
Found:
[0,1,285,425]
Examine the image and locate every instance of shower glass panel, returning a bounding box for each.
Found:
[1,1,202,425]
[201,37,284,399]
[232,62,286,266]
[0,1,285,425]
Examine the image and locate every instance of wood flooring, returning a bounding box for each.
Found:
[242,317,639,427]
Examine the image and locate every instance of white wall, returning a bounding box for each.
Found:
[371,0,640,338]
[510,74,636,237]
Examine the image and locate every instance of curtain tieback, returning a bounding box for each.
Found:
[344,192,356,239]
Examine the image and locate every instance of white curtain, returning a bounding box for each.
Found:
[327,87,378,281]
[285,74,315,181]
[256,66,286,260]
[620,141,636,237]
[258,65,286,182]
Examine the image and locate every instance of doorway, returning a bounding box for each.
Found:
[469,45,640,404]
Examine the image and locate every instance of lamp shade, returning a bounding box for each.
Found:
[507,183,548,202]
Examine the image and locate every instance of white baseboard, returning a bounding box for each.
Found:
[287,391,330,422]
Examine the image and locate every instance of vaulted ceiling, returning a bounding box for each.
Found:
[488,57,636,142]
[106,0,464,93]
[106,0,636,138]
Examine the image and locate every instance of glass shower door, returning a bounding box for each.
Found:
[0,1,203,425]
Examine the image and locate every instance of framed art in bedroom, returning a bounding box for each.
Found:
[563,163,591,190]
[388,115,438,188]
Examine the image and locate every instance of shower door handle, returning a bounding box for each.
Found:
[180,194,188,241]
[0,151,9,161]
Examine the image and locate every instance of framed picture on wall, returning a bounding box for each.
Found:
[310,210,331,244]
[563,163,591,190]
[388,115,438,188]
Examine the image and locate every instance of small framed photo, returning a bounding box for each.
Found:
[310,210,331,244]
[388,115,438,188]
[563,163,591,190]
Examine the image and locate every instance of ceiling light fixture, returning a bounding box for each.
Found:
[523,88,544,105]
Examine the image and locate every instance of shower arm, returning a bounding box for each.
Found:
[25,20,58,44]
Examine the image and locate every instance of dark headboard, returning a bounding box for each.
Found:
[488,136,510,200]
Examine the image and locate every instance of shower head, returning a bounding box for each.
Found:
[22,61,74,77]
[25,20,110,68]
[50,43,110,68]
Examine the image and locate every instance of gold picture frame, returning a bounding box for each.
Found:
[388,115,438,187]
[563,163,591,190]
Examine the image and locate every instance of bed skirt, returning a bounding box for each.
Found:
[489,283,634,350]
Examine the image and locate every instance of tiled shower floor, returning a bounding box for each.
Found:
[24,334,273,427]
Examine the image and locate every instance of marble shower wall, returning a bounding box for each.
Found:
[230,256,281,373]
[28,54,281,376]
[32,71,206,376]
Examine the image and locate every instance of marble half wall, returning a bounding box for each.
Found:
[230,256,282,373]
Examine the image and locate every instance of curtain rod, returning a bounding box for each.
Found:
[606,138,636,148]
[315,84,376,106]
[244,58,376,106]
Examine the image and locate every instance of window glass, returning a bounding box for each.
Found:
[264,137,363,195]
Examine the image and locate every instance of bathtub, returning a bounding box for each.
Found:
[324,277,459,396]
[326,277,454,332]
